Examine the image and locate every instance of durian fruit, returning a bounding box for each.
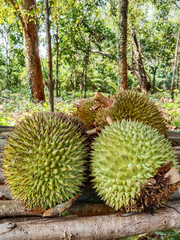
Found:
[91,120,177,212]
[3,112,88,209]
[95,91,167,133]
[76,98,99,129]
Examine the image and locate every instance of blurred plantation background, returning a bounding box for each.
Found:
[0,0,180,127]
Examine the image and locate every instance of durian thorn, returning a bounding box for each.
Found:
[94,92,113,108]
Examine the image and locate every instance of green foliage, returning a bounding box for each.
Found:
[0,90,75,126]
[121,229,180,240]
[149,91,180,129]
[59,211,69,217]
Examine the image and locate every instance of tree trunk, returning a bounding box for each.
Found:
[9,0,45,101]
[5,34,10,89]
[118,0,128,92]
[44,0,54,112]
[130,28,151,93]
[55,25,60,97]
[152,66,158,93]
[83,38,91,98]
[170,26,180,100]
[0,27,11,89]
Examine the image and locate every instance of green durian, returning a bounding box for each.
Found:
[91,120,177,212]
[3,112,88,209]
[76,98,99,129]
[95,91,167,133]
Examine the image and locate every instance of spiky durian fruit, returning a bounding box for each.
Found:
[3,112,88,209]
[76,98,99,129]
[91,120,177,212]
[95,91,167,133]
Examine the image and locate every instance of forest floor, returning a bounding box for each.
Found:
[0,90,180,130]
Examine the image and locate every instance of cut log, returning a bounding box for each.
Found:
[166,130,180,137]
[0,185,12,200]
[0,192,180,218]
[173,146,180,163]
[0,199,115,218]
[0,127,14,133]
[0,201,180,240]
[0,171,4,184]
[0,200,42,218]
[168,137,180,146]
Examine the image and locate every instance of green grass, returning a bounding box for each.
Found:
[0,90,76,126]
[0,89,180,128]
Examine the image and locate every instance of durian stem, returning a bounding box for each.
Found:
[86,128,99,136]
[106,117,114,125]
[92,103,103,111]
[94,92,113,108]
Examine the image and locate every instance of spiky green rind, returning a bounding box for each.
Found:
[95,91,167,133]
[91,120,177,211]
[3,112,88,209]
[76,99,97,129]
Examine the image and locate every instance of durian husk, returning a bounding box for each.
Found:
[3,112,88,209]
[95,91,167,134]
[76,98,103,130]
[91,120,178,213]
[121,164,180,213]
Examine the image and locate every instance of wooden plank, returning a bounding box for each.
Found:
[0,201,180,240]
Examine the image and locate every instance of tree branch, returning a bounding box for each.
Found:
[1,201,180,240]
[6,0,25,28]
[90,50,112,56]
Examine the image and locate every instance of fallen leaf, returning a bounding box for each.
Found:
[43,194,80,217]
[164,167,180,184]
[26,207,45,215]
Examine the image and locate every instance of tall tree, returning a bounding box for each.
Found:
[44,0,54,112]
[118,0,128,91]
[130,27,151,93]
[8,0,45,101]
[170,26,180,100]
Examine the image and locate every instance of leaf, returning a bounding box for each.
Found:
[108,81,118,92]
[26,207,45,215]
[43,194,80,217]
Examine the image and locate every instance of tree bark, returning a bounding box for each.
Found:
[8,0,45,101]
[130,28,151,93]
[55,25,60,98]
[118,0,128,92]
[1,201,180,240]
[152,66,158,93]
[44,0,54,112]
[170,26,180,100]
[83,37,91,98]
[0,27,11,89]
